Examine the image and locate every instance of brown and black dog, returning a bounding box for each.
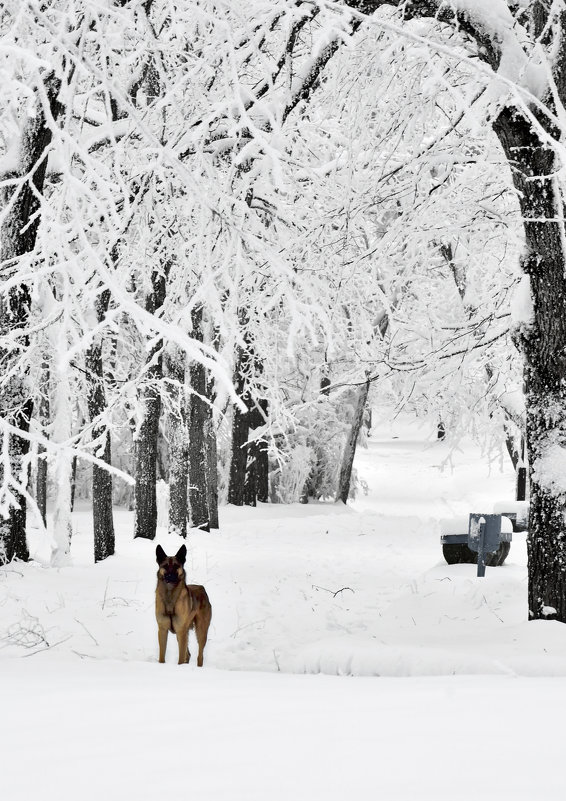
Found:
[155,544,212,665]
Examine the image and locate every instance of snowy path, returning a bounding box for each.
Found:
[2,417,566,799]
[4,658,566,801]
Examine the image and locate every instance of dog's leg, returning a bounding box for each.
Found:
[176,627,190,665]
[195,613,210,667]
[158,626,168,663]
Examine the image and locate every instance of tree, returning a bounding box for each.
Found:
[0,69,61,563]
[133,267,168,540]
[336,377,371,504]
[164,344,189,538]
[188,304,211,530]
[85,287,115,562]
[334,0,566,619]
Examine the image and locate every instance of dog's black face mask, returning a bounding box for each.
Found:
[156,544,187,585]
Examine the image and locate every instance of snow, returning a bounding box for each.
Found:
[510,273,534,327]
[532,439,566,496]
[2,415,566,799]
[440,513,513,535]
[450,0,547,100]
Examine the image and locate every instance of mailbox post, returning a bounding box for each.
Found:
[468,514,504,577]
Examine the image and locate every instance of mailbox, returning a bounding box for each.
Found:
[468,514,512,577]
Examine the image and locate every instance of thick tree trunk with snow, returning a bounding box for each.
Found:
[243,399,268,505]
[134,270,167,540]
[134,349,162,540]
[188,305,210,531]
[85,288,115,562]
[336,380,370,504]
[0,72,61,563]
[164,346,188,538]
[493,107,566,621]
[91,434,114,561]
[228,333,267,507]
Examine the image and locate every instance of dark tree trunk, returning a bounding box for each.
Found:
[164,346,188,538]
[0,73,61,563]
[244,399,268,505]
[517,466,528,503]
[243,448,257,507]
[134,346,163,540]
[134,269,167,540]
[70,453,78,513]
[228,327,267,507]
[205,406,220,528]
[228,319,252,507]
[493,105,566,621]
[36,448,48,526]
[256,435,269,503]
[85,288,115,562]
[91,436,114,560]
[188,305,210,531]
[228,400,250,506]
[336,379,370,504]
[253,399,269,503]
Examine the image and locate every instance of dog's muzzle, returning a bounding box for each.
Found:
[163,572,179,584]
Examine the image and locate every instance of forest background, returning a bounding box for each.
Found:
[3,0,566,623]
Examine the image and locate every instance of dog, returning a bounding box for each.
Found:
[155,544,212,665]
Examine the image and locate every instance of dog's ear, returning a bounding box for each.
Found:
[175,544,187,565]
[156,545,167,565]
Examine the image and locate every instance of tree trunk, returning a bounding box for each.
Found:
[244,399,268,505]
[256,435,269,503]
[134,350,162,540]
[70,452,78,513]
[517,465,528,503]
[0,72,61,563]
[204,324,220,529]
[205,406,219,529]
[336,379,370,504]
[243,447,258,507]
[85,288,115,562]
[228,329,266,507]
[36,358,50,527]
[228,401,250,506]
[188,305,210,531]
[134,269,167,540]
[91,435,114,561]
[164,345,188,538]
[493,106,566,621]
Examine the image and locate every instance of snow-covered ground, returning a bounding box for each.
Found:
[2,416,566,800]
